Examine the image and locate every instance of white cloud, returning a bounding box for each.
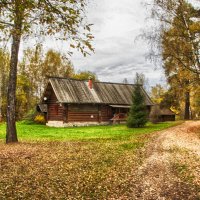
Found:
[70,0,165,88]
[20,0,166,89]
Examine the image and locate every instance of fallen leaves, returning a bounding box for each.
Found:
[0,121,200,199]
[0,140,144,199]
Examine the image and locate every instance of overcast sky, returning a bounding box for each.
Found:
[35,0,164,88]
[21,0,199,89]
[70,0,199,87]
[71,0,162,87]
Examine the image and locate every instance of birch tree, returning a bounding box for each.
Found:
[0,49,9,121]
[0,0,94,143]
[143,0,199,119]
[145,0,199,75]
[161,1,199,119]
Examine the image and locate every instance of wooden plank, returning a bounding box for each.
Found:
[98,105,102,123]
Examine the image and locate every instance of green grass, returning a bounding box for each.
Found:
[0,121,181,142]
[0,121,182,199]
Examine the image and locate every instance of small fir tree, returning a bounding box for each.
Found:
[127,84,148,128]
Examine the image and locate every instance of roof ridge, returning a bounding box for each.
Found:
[47,76,86,82]
[47,76,139,86]
[95,81,138,86]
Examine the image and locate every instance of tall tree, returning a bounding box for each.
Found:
[161,1,199,119]
[41,49,74,96]
[0,0,93,143]
[133,72,149,90]
[127,84,148,128]
[16,74,31,120]
[122,78,129,84]
[192,86,200,119]
[150,84,166,104]
[148,0,200,75]
[143,0,199,119]
[163,62,193,119]
[19,44,45,102]
[0,49,9,121]
[72,70,98,81]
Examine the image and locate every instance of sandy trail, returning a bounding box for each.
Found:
[134,121,200,200]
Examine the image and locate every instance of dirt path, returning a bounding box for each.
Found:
[134,121,200,200]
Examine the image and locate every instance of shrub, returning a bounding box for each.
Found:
[34,114,46,124]
[23,109,37,122]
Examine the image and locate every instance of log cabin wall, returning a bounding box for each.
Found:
[145,105,151,120]
[101,105,113,122]
[68,104,99,122]
[47,92,63,121]
[67,105,130,123]
[160,115,175,122]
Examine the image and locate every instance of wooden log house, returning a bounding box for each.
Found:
[150,104,176,122]
[38,77,154,127]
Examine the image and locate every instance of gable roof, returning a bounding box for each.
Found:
[151,105,176,116]
[160,108,176,116]
[45,77,153,105]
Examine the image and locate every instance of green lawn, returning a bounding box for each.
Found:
[0,121,182,199]
[0,121,181,142]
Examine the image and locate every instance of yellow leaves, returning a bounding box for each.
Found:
[61,6,68,12]
[189,22,200,33]
[150,84,166,104]
[85,25,91,32]
[34,115,46,124]
[72,70,97,81]
[70,44,75,48]
[1,0,94,58]
[170,106,180,115]
[0,125,141,196]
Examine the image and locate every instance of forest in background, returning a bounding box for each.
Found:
[143,0,200,119]
[0,45,97,121]
[0,0,199,122]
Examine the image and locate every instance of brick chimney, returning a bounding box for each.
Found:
[88,76,93,89]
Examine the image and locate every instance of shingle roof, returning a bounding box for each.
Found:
[151,105,175,116]
[37,104,47,112]
[48,77,153,105]
[160,108,176,116]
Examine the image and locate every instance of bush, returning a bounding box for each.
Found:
[34,114,46,124]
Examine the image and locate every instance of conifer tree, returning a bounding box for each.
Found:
[127,84,148,128]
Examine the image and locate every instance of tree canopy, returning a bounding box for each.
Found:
[0,0,94,143]
[150,0,200,75]
[0,45,97,122]
[142,0,200,119]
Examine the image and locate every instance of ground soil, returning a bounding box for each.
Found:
[132,121,200,200]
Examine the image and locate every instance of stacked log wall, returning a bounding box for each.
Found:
[101,105,113,122]
[47,92,63,121]
[68,104,99,122]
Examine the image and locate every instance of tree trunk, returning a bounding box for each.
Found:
[184,91,190,120]
[6,32,21,143]
[0,67,2,122]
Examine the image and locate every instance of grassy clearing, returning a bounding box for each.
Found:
[0,121,181,141]
[0,121,181,199]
